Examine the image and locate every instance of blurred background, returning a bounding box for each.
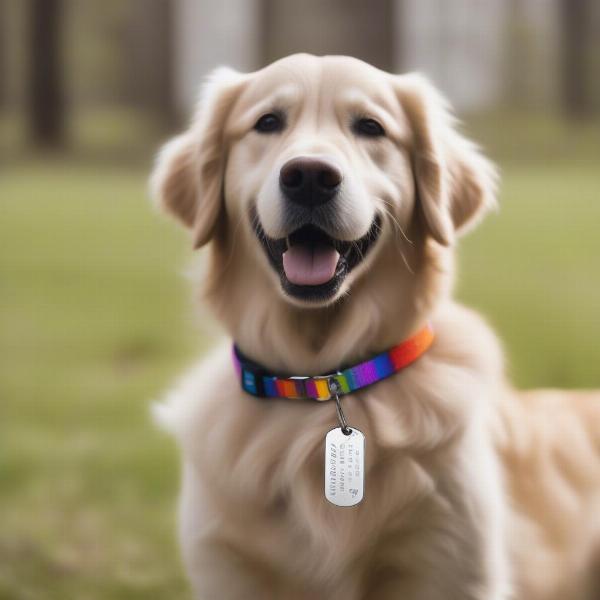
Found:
[1,0,599,598]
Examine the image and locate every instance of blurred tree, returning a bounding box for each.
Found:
[0,0,4,108]
[28,0,65,145]
[560,0,591,118]
[505,0,530,110]
[263,0,394,72]
[127,0,176,127]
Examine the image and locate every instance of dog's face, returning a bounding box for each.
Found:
[152,54,496,309]
[225,56,414,304]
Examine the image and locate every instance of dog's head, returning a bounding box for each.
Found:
[152,54,496,314]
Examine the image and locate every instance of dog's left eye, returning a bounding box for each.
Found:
[254,113,284,134]
[353,118,385,138]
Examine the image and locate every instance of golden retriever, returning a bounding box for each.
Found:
[151,54,600,600]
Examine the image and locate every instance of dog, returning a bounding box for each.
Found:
[151,54,600,600]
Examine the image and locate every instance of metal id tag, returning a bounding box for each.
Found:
[324,427,365,507]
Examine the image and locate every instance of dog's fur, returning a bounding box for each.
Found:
[151,55,600,600]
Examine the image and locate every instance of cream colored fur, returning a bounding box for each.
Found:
[151,55,600,600]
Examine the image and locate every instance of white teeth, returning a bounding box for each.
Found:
[285,236,291,249]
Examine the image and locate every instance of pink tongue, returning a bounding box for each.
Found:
[282,244,340,286]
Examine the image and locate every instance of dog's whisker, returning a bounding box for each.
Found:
[400,249,415,275]
[378,198,413,246]
[219,212,246,273]
[375,204,415,275]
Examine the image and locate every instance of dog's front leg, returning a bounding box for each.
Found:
[363,431,512,600]
[361,518,511,600]
[178,463,281,600]
[183,538,280,600]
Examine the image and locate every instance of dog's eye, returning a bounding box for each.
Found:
[353,118,385,138]
[254,113,284,134]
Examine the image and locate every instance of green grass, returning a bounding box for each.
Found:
[457,162,600,387]
[0,161,197,599]
[1,151,599,598]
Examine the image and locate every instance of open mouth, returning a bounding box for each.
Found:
[254,215,382,302]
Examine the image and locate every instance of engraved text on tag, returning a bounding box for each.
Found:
[324,427,365,507]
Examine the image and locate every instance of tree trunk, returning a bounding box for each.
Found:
[29,0,65,146]
[0,0,5,108]
[262,0,395,72]
[127,0,177,128]
[560,0,590,118]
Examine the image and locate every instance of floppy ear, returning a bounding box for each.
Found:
[150,67,247,248]
[395,74,498,246]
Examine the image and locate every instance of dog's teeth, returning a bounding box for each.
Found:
[286,236,291,249]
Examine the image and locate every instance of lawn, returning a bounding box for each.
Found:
[1,151,599,598]
[0,161,197,600]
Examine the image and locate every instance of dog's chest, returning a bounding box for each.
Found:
[189,381,481,582]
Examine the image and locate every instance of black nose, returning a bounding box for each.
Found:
[279,157,342,207]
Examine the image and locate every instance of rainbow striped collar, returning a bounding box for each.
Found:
[232,324,434,401]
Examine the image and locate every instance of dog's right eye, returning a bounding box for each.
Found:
[353,117,386,138]
[254,113,284,134]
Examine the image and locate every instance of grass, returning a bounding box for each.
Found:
[0,161,197,599]
[457,162,600,387]
[1,136,599,597]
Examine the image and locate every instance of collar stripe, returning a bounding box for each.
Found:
[233,323,434,401]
